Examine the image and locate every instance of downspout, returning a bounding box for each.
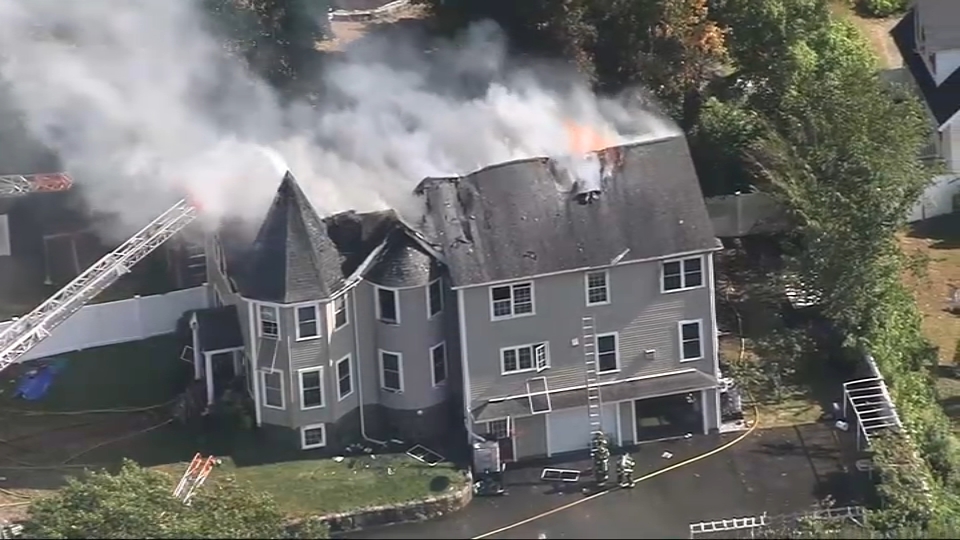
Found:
[351,286,387,446]
[457,289,486,444]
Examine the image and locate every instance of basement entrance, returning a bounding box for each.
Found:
[634,392,703,442]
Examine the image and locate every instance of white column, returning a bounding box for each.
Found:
[701,390,709,435]
[190,316,201,380]
[205,352,214,406]
[253,367,263,427]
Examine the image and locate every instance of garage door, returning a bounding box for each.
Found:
[547,404,619,456]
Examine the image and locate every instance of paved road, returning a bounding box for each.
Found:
[341,425,865,539]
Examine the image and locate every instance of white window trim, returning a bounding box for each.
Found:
[660,256,705,294]
[430,342,447,387]
[298,367,325,410]
[256,304,280,339]
[585,270,611,306]
[333,296,349,331]
[375,286,401,325]
[489,282,536,321]
[336,355,353,401]
[260,369,285,410]
[500,341,550,375]
[427,278,444,319]
[379,349,405,393]
[596,332,621,373]
[678,319,705,362]
[300,423,327,450]
[294,303,321,341]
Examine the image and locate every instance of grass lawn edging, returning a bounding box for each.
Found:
[319,469,473,534]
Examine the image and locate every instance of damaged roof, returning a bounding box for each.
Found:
[891,9,960,127]
[237,171,346,303]
[220,180,401,301]
[366,229,443,288]
[416,134,718,288]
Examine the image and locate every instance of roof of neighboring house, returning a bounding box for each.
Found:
[704,192,793,237]
[195,305,244,353]
[917,0,960,51]
[236,171,346,303]
[415,134,718,288]
[366,230,442,288]
[892,9,960,126]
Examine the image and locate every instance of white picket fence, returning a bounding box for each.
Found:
[0,285,210,363]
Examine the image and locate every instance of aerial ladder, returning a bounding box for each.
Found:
[0,172,73,198]
[0,197,199,370]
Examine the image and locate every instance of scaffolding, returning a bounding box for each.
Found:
[0,199,198,370]
[689,506,865,539]
[0,173,73,198]
[842,376,901,450]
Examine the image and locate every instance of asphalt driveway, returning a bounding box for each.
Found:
[342,424,869,539]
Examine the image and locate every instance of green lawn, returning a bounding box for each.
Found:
[0,335,190,411]
[155,451,465,517]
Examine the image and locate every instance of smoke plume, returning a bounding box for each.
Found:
[0,0,677,239]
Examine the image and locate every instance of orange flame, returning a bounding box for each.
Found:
[564,121,615,155]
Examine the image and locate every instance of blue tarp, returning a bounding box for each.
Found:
[14,358,68,401]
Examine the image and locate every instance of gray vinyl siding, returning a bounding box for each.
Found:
[328,291,361,419]
[366,281,449,411]
[514,415,547,459]
[461,252,719,410]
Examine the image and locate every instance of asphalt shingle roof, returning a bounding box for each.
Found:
[416,134,718,288]
[891,10,960,126]
[195,305,244,353]
[366,230,442,288]
[237,171,345,303]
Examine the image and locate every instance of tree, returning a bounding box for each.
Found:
[23,460,328,539]
[204,0,330,89]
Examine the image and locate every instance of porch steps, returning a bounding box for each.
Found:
[582,315,602,435]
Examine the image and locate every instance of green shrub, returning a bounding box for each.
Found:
[856,0,908,18]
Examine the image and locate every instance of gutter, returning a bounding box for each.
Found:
[350,287,387,447]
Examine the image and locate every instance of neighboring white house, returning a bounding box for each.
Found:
[893,0,960,221]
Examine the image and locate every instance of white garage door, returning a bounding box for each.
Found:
[547,404,619,456]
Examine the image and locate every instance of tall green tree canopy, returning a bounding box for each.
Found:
[23,460,328,539]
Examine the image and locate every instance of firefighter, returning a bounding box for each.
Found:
[617,453,636,488]
[590,432,610,486]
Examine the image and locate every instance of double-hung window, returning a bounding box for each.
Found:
[596,333,620,373]
[585,271,610,305]
[377,287,400,324]
[380,351,403,392]
[258,305,279,338]
[295,304,319,340]
[662,256,704,292]
[431,342,447,386]
[299,367,324,409]
[679,320,704,361]
[490,282,534,320]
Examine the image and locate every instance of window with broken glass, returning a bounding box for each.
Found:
[377,287,399,324]
[428,278,444,317]
[431,342,447,386]
[491,282,534,319]
[662,256,703,292]
[258,305,279,338]
[502,343,547,374]
[586,271,609,305]
[334,296,349,329]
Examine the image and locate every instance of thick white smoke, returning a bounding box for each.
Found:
[0,0,676,239]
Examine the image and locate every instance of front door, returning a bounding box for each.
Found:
[488,418,515,462]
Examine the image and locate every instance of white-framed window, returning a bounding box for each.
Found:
[257,304,279,338]
[585,270,610,306]
[333,296,349,330]
[260,369,284,409]
[661,256,704,292]
[490,282,535,320]
[679,319,704,361]
[336,355,353,400]
[431,342,447,386]
[379,350,404,392]
[299,367,324,410]
[300,423,327,450]
[295,304,320,340]
[596,332,620,373]
[427,278,444,318]
[501,342,549,375]
[376,287,400,324]
[486,418,511,439]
